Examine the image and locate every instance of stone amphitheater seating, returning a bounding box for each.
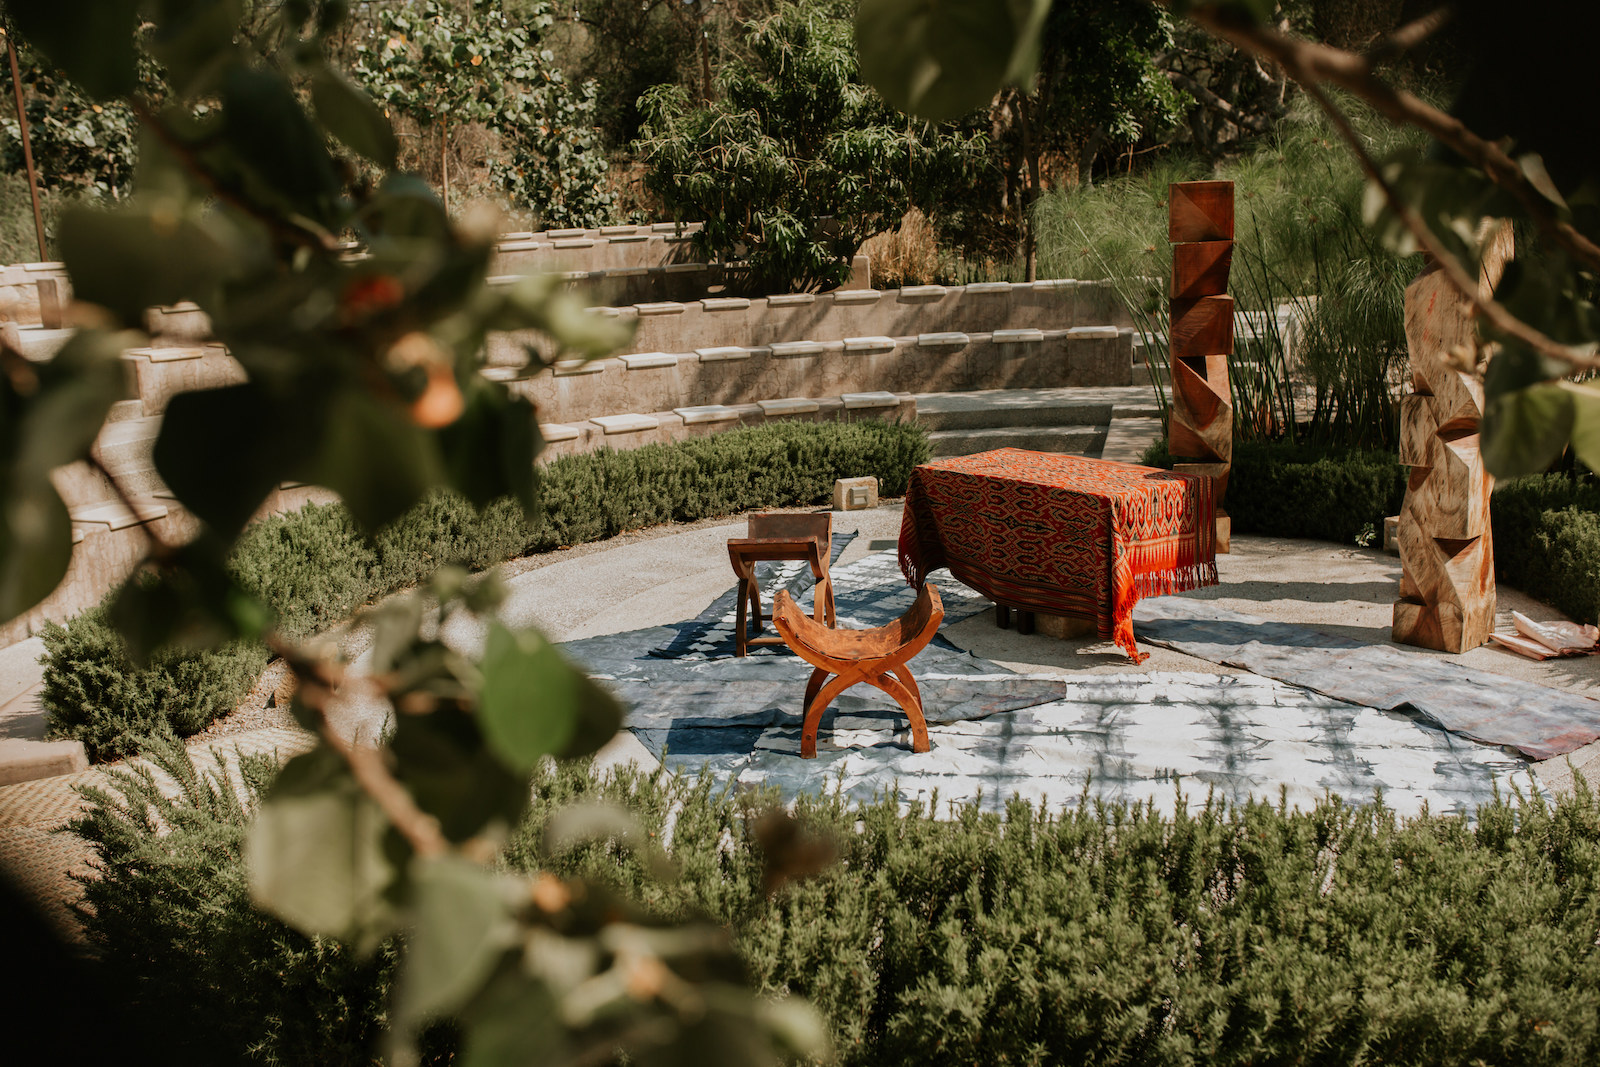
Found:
[0,224,1164,644]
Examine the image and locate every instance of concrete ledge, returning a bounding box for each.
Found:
[591,413,660,434]
[553,358,609,376]
[701,297,751,311]
[68,498,170,531]
[843,336,897,353]
[918,332,970,347]
[0,738,88,786]
[966,282,1013,294]
[767,293,815,307]
[831,289,881,305]
[635,302,687,316]
[541,423,581,442]
[1069,325,1121,338]
[759,397,819,416]
[993,328,1044,343]
[841,390,900,409]
[696,346,751,362]
[770,341,824,358]
[899,285,948,299]
[619,352,678,370]
[674,405,741,425]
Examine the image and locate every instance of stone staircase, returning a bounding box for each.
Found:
[916,385,1166,463]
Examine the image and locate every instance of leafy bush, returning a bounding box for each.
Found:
[68,731,406,1066]
[43,419,929,757]
[1492,474,1600,626]
[231,505,380,642]
[39,610,268,761]
[75,749,1600,1066]
[1142,438,1407,544]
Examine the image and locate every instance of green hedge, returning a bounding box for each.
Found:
[1492,473,1600,626]
[72,750,1600,1065]
[1141,438,1407,544]
[43,420,930,759]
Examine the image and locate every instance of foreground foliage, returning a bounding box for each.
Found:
[75,746,1600,1065]
[1492,473,1600,628]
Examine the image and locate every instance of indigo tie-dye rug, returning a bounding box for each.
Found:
[560,551,1533,818]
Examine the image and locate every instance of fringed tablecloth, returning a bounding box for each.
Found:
[899,449,1217,663]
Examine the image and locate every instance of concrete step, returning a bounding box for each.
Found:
[928,425,1105,458]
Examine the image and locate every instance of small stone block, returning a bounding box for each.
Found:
[0,738,90,786]
[674,405,740,425]
[561,270,588,281]
[553,358,607,376]
[591,413,660,434]
[1215,510,1232,554]
[125,346,206,362]
[1384,514,1400,555]
[840,391,899,409]
[22,261,66,272]
[69,498,170,530]
[479,365,521,381]
[541,422,582,442]
[499,231,535,240]
[832,476,879,511]
[770,341,825,358]
[899,285,948,299]
[701,297,751,311]
[918,332,970,347]
[759,397,819,416]
[652,222,684,233]
[546,227,590,239]
[619,351,678,370]
[697,346,751,362]
[600,225,640,235]
[767,293,816,306]
[552,238,596,249]
[993,328,1044,343]
[1067,325,1121,338]
[663,262,708,274]
[496,240,542,252]
[607,233,649,243]
[965,282,1013,294]
[635,301,687,315]
[1035,613,1097,640]
[843,335,896,353]
[830,289,881,304]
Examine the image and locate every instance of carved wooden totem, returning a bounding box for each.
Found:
[1167,180,1235,551]
[1392,221,1513,652]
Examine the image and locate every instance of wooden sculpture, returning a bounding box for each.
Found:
[1167,180,1235,552]
[773,583,943,759]
[1392,221,1513,653]
[726,512,836,656]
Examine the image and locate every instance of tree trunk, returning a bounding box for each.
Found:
[1015,92,1040,283]
[440,113,450,216]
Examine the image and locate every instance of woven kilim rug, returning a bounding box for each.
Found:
[899,449,1216,663]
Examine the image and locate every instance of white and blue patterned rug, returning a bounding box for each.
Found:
[560,550,1534,818]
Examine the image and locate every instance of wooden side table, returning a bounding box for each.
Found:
[726,512,836,656]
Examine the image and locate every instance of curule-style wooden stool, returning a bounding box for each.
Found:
[726,512,836,657]
[772,582,944,759]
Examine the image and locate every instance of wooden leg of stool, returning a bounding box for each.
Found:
[875,670,929,754]
[801,673,853,759]
[1017,610,1035,636]
[734,578,750,656]
[803,665,827,712]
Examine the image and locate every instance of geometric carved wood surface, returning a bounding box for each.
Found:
[1391,220,1513,653]
[1167,182,1235,547]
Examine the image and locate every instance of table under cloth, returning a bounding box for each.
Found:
[897,448,1218,663]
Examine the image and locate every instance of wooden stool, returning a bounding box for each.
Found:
[726,512,836,657]
[772,583,944,759]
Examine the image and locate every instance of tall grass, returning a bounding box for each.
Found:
[1034,93,1428,450]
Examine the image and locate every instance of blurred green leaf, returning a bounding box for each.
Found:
[390,705,529,842]
[144,0,244,97]
[307,389,442,531]
[436,380,539,514]
[397,856,518,1032]
[108,534,268,660]
[245,744,400,951]
[0,329,129,622]
[1482,382,1574,478]
[59,204,231,326]
[1563,382,1600,475]
[219,65,343,228]
[478,621,622,769]
[854,0,1048,121]
[311,66,400,168]
[5,0,142,99]
[154,382,318,540]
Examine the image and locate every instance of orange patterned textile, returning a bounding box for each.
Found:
[898,449,1218,663]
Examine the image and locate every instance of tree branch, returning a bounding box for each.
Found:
[1183,4,1600,275]
[1361,6,1453,64]
[272,638,450,859]
[1166,69,1271,133]
[1290,72,1600,375]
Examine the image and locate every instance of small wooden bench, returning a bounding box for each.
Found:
[726,512,835,657]
[773,582,944,758]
